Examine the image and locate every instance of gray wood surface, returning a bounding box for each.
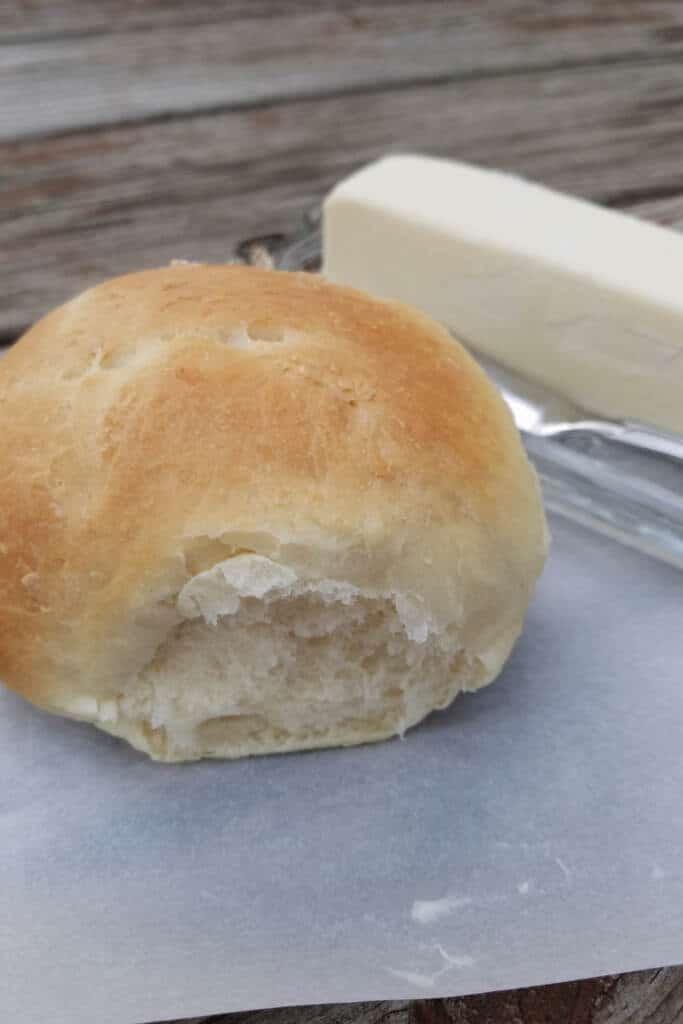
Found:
[168,966,683,1023]
[1,2,682,1021]
[4,2,683,141]
[4,57,683,338]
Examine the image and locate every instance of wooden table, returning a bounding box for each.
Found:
[2,3,682,1021]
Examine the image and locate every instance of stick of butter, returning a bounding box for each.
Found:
[323,155,683,434]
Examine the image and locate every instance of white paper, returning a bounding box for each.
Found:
[1,515,682,1024]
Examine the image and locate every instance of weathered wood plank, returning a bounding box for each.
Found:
[181,1000,411,1023]
[2,58,683,336]
[161,966,683,1024]
[435,967,683,1024]
[5,0,683,48]
[2,1,683,141]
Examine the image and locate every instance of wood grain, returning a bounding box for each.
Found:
[161,966,683,1024]
[9,0,683,36]
[3,56,683,336]
[3,1,683,141]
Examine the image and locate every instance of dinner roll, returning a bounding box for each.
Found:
[0,265,547,761]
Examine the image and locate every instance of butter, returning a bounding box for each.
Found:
[323,155,683,433]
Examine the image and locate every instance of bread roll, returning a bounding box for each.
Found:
[0,265,547,761]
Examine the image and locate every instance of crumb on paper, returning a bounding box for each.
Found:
[387,944,474,990]
[555,856,572,881]
[411,895,472,925]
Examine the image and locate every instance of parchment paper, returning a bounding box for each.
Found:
[1,515,682,1024]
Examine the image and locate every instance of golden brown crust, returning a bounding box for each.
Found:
[0,265,546,716]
